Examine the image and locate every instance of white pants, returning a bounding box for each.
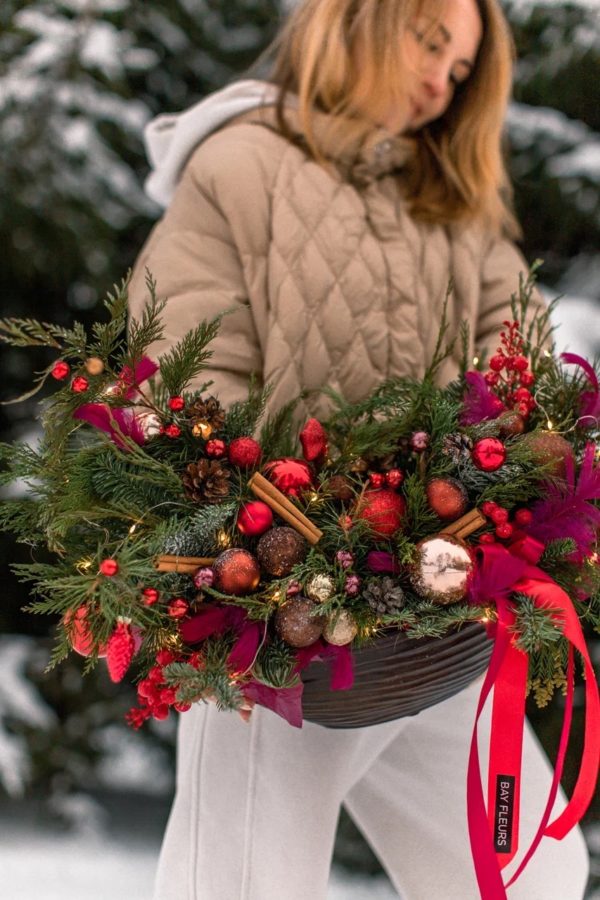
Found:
[153,677,589,900]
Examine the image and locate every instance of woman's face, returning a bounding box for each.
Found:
[380,0,483,134]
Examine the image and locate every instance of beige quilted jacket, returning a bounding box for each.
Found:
[129,97,543,423]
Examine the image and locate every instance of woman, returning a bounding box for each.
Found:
[128,0,590,897]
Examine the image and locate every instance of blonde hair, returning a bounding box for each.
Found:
[262,0,519,237]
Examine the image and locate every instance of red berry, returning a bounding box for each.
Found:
[519,372,535,387]
[137,679,156,700]
[148,665,164,683]
[481,501,498,517]
[51,360,70,380]
[517,402,531,417]
[174,702,192,713]
[386,469,404,488]
[479,533,496,544]
[156,649,176,666]
[99,558,119,577]
[164,423,181,439]
[168,597,189,619]
[489,354,506,372]
[369,472,385,488]
[142,587,160,606]
[490,507,509,525]
[152,704,170,721]
[484,372,500,386]
[495,523,514,540]
[514,387,532,402]
[160,687,178,705]
[513,355,529,372]
[71,375,89,393]
[168,396,185,411]
[514,508,533,527]
[206,439,227,458]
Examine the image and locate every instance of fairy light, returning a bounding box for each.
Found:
[544,350,552,358]
[76,559,93,572]
[271,589,282,602]
[546,419,554,430]
[128,521,141,535]
[309,491,320,504]
[217,529,231,548]
[472,356,479,367]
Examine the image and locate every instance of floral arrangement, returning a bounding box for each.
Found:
[0,268,598,724]
[1,267,599,895]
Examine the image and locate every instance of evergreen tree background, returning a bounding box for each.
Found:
[0,0,598,891]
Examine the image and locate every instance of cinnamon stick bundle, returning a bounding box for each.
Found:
[440,508,486,540]
[248,472,323,545]
[155,554,216,574]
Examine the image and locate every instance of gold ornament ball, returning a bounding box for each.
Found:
[84,356,105,376]
[305,573,336,603]
[192,421,213,439]
[275,597,325,648]
[323,609,358,646]
[409,534,473,605]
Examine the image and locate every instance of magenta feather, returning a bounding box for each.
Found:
[460,371,506,425]
[528,443,600,558]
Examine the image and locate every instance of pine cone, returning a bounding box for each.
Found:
[362,577,405,616]
[182,459,231,503]
[442,433,474,464]
[188,395,226,431]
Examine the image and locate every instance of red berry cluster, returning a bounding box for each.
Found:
[479,501,533,543]
[126,649,196,728]
[485,320,536,418]
[368,469,404,489]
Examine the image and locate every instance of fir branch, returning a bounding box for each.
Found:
[259,395,303,458]
[511,593,564,654]
[223,377,273,441]
[123,272,167,369]
[252,639,300,689]
[158,315,223,396]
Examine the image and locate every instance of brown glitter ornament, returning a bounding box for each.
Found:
[426,477,468,521]
[409,534,474,605]
[523,431,574,479]
[275,597,325,648]
[212,548,260,595]
[305,573,335,603]
[325,475,354,502]
[497,411,526,437]
[323,610,358,646]
[256,527,308,577]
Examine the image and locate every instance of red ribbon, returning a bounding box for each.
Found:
[468,543,600,899]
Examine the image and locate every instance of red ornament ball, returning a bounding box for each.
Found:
[51,360,70,380]
[472,438,506,472]
[236,501,274,537]
[263,458,314,497]
[426,477,468,521]
[99,558,119,577]
[71,375,89,393]
[168,598,189,619]
[228,437,262,468]
[63,606,108,658]
[386,469,404,489]
[355,488,406,538]
[206,439,227,458]
[514,508,533,527]
[142,587,160,606]
[212,548,261,595]
[168,396,185,411]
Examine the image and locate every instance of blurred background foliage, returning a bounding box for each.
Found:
[0,0,598,890]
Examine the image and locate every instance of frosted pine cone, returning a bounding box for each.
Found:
[182,459,231,503]
[362,577,405,615]
[442,433,474,464]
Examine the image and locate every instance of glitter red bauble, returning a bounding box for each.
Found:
[206,439,227,458]
[299,418,328,462]
[212,548,261,595]
[355,488,406,538]
[71,375,89,393]
[99,558,119,576]
[168,598,189,619]
[263,458,314,497]
[426,477,468,521]
[471,438,506,472]
[64,606,107,658]
[228,437,262,468]
[236,501,274,537]
[51,360,70,380]
[142,587,160,606]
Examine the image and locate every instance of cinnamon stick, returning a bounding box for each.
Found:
[155,554,216,574]
[248,473,323,545]
[440,508,486,540]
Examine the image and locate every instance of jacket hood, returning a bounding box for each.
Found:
[144,79,282,207]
